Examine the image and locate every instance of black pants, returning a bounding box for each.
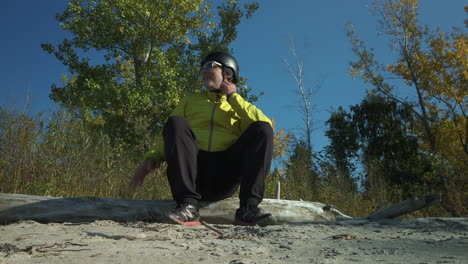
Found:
[163,116,273,207]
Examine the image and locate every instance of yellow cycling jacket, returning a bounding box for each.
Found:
[144,91,272,164]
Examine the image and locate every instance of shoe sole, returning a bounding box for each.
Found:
[169,215,201,226]
[233,220,256,226]
[234,215,277,227]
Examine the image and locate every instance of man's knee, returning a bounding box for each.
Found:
[165,115,188,127]
[164,115,188,131]
[163,116,193,138]
[251,121,273,140]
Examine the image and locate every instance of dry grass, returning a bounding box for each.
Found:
[0,107,171,200]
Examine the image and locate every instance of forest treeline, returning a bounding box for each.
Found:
[1,0,466,217]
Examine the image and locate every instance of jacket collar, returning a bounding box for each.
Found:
[205,90,227,102]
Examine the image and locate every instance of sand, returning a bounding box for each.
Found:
[1,218,467,264]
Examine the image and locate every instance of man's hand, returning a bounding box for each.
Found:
[220,79,237,96]
[129,158,157,188]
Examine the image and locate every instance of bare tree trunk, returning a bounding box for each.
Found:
[283,37,317,153]
[405,57,437,153]
[465,115,468,154]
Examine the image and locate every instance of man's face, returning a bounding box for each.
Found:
[200,61,223,91]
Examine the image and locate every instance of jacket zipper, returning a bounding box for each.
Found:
[207,95,220,151]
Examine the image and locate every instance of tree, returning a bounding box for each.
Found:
[42,0,259,148]
[282,138,319,201]
[281,38,325,201]
[325,94,433,199]
[347,0,467,158]
[283,38,320,154]
[346,0,467,215]
[324,107,359,179]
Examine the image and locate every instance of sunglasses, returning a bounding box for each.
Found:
[200,61,222,72]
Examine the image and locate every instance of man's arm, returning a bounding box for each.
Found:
[129,158,157,188]
[221,81,272,131]
[130,96,187,188]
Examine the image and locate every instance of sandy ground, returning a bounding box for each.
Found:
[1,218,467,264]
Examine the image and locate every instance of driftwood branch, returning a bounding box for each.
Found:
[366,193,441,220]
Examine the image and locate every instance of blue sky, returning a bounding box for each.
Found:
[1,0,466,152]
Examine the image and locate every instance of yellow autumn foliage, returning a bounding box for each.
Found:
[271,118,292,160]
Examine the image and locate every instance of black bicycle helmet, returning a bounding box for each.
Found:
[201,51,239,84]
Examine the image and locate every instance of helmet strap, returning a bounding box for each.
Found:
[222,67,234,82]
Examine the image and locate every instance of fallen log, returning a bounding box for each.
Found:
[0,193,351,225]
[0,193,441,225]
